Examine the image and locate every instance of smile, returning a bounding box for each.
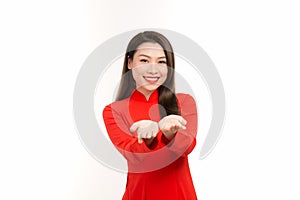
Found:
[143,76,160,83]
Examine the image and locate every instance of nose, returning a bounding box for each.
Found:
[147,64,158,74]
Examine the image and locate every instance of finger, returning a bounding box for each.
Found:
[130,122,140,132]
[153,127,159,137]
[145,130,153,139]
[150,130,157,138]
[169,115,186,125]
[175,121,186,130]
[174,121,183,128]
[146,133,152,139]
[176,116,187,126]
[173,126,181,132]
[171,123,185,132]
[180,118,187,125]
[138,134,143,143]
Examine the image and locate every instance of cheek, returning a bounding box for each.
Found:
[160,68,168,79]
[131,68,144,83]
[131,70,138,82]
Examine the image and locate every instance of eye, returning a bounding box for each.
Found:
[158,60,167,64]
[140,59,149,63]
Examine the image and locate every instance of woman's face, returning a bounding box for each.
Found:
[128,42,168,97]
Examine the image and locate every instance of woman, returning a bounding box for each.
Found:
[103,31,198,200]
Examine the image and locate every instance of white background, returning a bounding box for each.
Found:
[1,0,299,199]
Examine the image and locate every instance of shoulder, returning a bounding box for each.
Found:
[103,97,130,114]
[175,93,196,104]
[175,93,197,114]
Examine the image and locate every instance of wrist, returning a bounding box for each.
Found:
[157,120,161,130]
[162,131,176,141]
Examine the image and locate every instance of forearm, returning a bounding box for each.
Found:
[158,94,198,157]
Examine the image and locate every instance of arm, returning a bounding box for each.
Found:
[159,94,198,157]
[102,104,157,162]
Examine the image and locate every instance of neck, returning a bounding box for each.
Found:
[136,88,154,101]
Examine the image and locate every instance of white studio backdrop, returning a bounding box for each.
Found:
[0,0,299,200]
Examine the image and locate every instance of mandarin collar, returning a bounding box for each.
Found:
[130,89,159,103]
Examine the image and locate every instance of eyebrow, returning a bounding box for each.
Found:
[138,54,166,59]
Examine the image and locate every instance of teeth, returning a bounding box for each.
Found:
[144,77,159,81]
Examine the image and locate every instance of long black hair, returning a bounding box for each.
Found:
[115,31,180,117]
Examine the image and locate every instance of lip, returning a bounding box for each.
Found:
[143,76,160,84]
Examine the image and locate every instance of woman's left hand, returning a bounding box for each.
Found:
[158,115,187,140]
[130,120,159,144]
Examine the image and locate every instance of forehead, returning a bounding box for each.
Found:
[135,42,165,57]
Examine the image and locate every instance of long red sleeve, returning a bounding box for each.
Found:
[159,93,197,157]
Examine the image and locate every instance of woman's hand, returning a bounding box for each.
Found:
[130,120,159,144]
[158,115,187,140]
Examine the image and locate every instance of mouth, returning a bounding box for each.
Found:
[143,76,160,84]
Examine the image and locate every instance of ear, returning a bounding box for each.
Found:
[128,58,133,69]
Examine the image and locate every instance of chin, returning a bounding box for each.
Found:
[144,85,160,92]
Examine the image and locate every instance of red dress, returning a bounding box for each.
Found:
[103,89,198,200]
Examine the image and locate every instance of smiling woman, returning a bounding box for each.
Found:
[128,42,168,100]
[102,31,198,200]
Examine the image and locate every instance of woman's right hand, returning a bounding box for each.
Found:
[130,120,159,144]
[158,115,187,140]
